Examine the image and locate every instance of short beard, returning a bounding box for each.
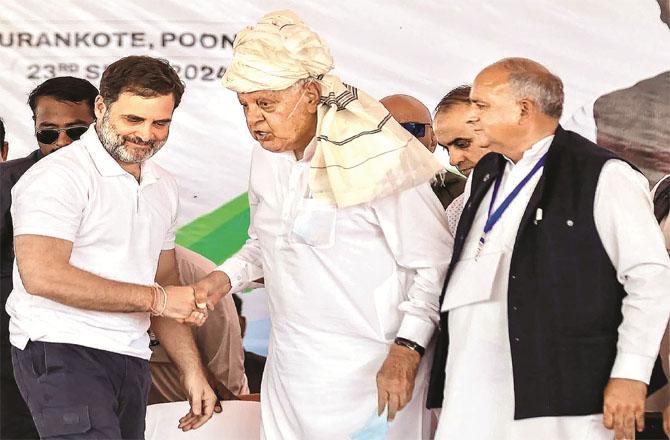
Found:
[97,112,166,164]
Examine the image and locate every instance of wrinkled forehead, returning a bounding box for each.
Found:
[237,82,303,103]
[472,68,513,102]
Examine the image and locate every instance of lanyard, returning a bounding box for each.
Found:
[475,153,547,259]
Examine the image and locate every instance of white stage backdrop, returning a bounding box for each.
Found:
[2,0,669,226]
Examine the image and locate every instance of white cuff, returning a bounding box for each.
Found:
[217,258,250,294]
[610,352,656,384]
[396,315,436,348]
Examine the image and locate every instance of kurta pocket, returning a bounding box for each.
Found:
[290,198,337,248]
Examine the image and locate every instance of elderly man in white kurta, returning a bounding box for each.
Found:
[428,58,670,440]
[192,11,452,439]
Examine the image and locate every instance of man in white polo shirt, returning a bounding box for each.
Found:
[7,56,217,439]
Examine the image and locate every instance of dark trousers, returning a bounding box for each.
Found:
[1,279,39,439]
[12,341,151,439]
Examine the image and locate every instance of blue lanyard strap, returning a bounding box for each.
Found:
[483,153,547,236]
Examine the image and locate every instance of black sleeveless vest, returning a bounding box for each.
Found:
[427,126,666,419]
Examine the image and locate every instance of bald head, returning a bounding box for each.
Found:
[381,94,436,151]
[477,57,564,119]
[470,57,563,160]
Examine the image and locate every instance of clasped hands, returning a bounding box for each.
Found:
[160,271,233,326]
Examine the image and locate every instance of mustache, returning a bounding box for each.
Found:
[123,135,161,148]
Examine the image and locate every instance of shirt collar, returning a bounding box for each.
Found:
[82,126,160,184]
[300,137,318,162]
[504,134,554,166]
[274,137,317,163]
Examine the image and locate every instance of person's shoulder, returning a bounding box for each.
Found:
[18,143,91,189]
[29,143,87,175]
[556,127,609,156]
[595,71,670,109]
[0,150,40,181]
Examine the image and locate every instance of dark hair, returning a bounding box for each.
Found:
[0,117,5,145]
[100,56,185,109]
[28,76,98,119]
[232,293,242,316]
[435,85,471,115]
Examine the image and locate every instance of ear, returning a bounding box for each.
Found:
[429,127,438,153]
[518,98,533,124]
[94,95,107,121]
[304,81,321,114]
[1,142,8,161]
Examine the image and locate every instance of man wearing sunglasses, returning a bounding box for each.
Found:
[0,76,97,440]
[381,94,466,210]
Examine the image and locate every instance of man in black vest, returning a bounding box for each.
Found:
[428,57,670,440]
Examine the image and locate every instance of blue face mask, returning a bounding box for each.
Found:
[349,406,389,440]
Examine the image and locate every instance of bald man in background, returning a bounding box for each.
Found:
[381,94,465,209]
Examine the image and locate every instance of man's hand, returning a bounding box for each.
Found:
[663,404,670,438]
[204,368,239,413]
[177,370,218,431]
[161,286,207,326]
[603,377,647,439]
[192,271,232,310]
[376,343,421,421]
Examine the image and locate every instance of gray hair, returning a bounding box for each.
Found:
[497,58,564,119]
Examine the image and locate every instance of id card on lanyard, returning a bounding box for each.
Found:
[475,153,547,260]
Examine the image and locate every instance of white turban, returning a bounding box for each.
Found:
[223,11,442,208]
[222,10,333,92]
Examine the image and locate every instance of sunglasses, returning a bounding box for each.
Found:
[35,125,89,144]
[399,122,430,138]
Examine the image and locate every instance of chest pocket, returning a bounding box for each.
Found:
[290,198,337,248]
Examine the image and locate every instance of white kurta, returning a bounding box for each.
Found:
[436,135,670,440]
[220,140,452,439]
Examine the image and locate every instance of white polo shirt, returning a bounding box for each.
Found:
[6,127,179,359]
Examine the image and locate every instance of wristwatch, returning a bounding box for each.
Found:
[394,337,425,357]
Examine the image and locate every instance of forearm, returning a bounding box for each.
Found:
[152,316,205,377]
[373,183,451,347]
[21,260,152,313]
[611,263,670,383]
[397,267,443,347]
[594,161,670,382]
[15,234,153,312]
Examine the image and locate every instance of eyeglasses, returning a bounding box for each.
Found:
[399,122,431,138]
[35,125,90,144]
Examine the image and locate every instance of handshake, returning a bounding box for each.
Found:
[150,271,233,326]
